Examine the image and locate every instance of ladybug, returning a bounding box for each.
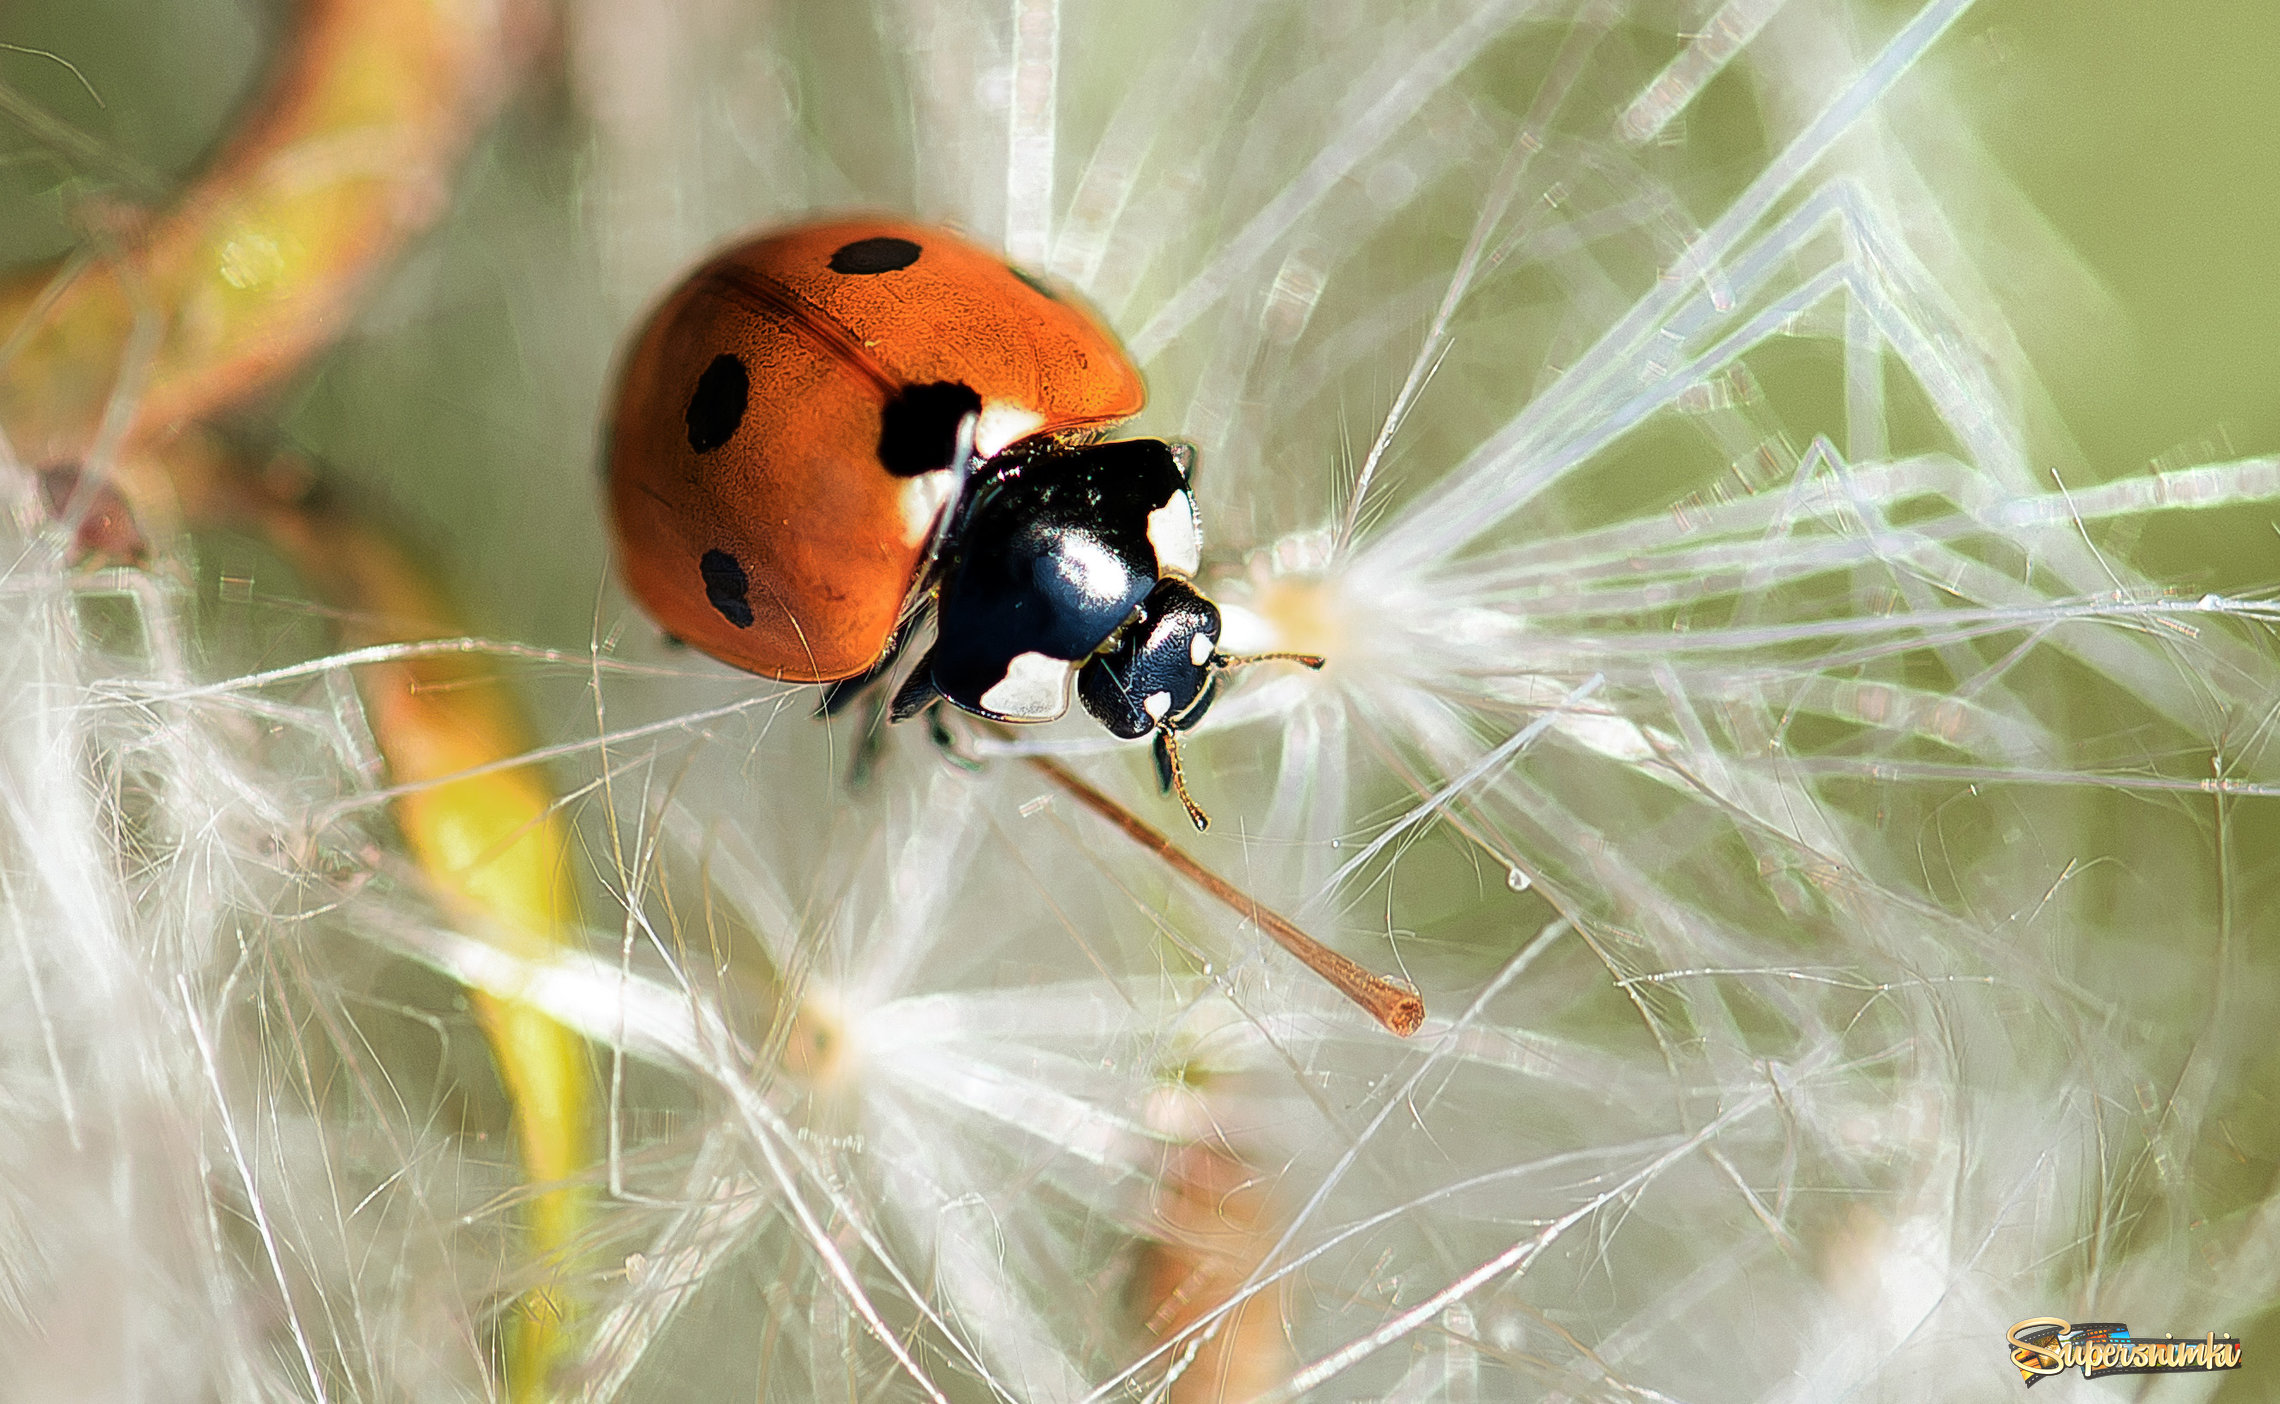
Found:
[605,218,1319,827]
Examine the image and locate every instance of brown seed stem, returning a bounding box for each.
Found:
[1026,756,1424,1037]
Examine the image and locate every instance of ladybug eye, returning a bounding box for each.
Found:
[878,381,982,476]
[685,353,748,452]
[829,236,921,274]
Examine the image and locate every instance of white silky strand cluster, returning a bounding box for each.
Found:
[0,488,523,1396]
[3,0,2276,1400]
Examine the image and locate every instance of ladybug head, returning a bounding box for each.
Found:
[1078,576,1323,830]
[1078,577,1221,739]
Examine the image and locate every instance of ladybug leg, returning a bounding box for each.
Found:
[828,617,942,786]
[886,682,982,772]
[817,669,879,717]
[816,612,919,718]
[926,707,984,772]
[888,649,942,722]
[840,687,893,788]
[1152,731,1176,796]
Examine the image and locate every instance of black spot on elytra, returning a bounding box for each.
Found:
[1009,265,1057,300]
[685,354,748,452]
[830,237,922,274]
[700,549,754,628]
[878,381,983,476]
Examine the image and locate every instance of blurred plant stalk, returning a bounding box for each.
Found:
[260,464,593,1397]
[1139,1134,1292,1404]
[0,0,536,458]
[0,0,586,1397]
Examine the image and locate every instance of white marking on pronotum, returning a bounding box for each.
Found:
[1146,490,1199,574]
[980,650,1073,720]
[898,468,957,546]
[974,400,1046,457]
[1189,631,1214,666]
[1143,690,1172,720]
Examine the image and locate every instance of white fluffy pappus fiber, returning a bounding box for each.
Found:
[4,0,2280,1399]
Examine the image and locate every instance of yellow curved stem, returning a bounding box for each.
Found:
[277,505,591,1400]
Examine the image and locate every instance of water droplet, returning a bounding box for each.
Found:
[1506,867,1532,892]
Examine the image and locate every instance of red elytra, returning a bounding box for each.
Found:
[605,217,1144,682]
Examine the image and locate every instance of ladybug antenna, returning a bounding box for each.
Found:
[1211,650,1326,673]
[1155,726,1210,831]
